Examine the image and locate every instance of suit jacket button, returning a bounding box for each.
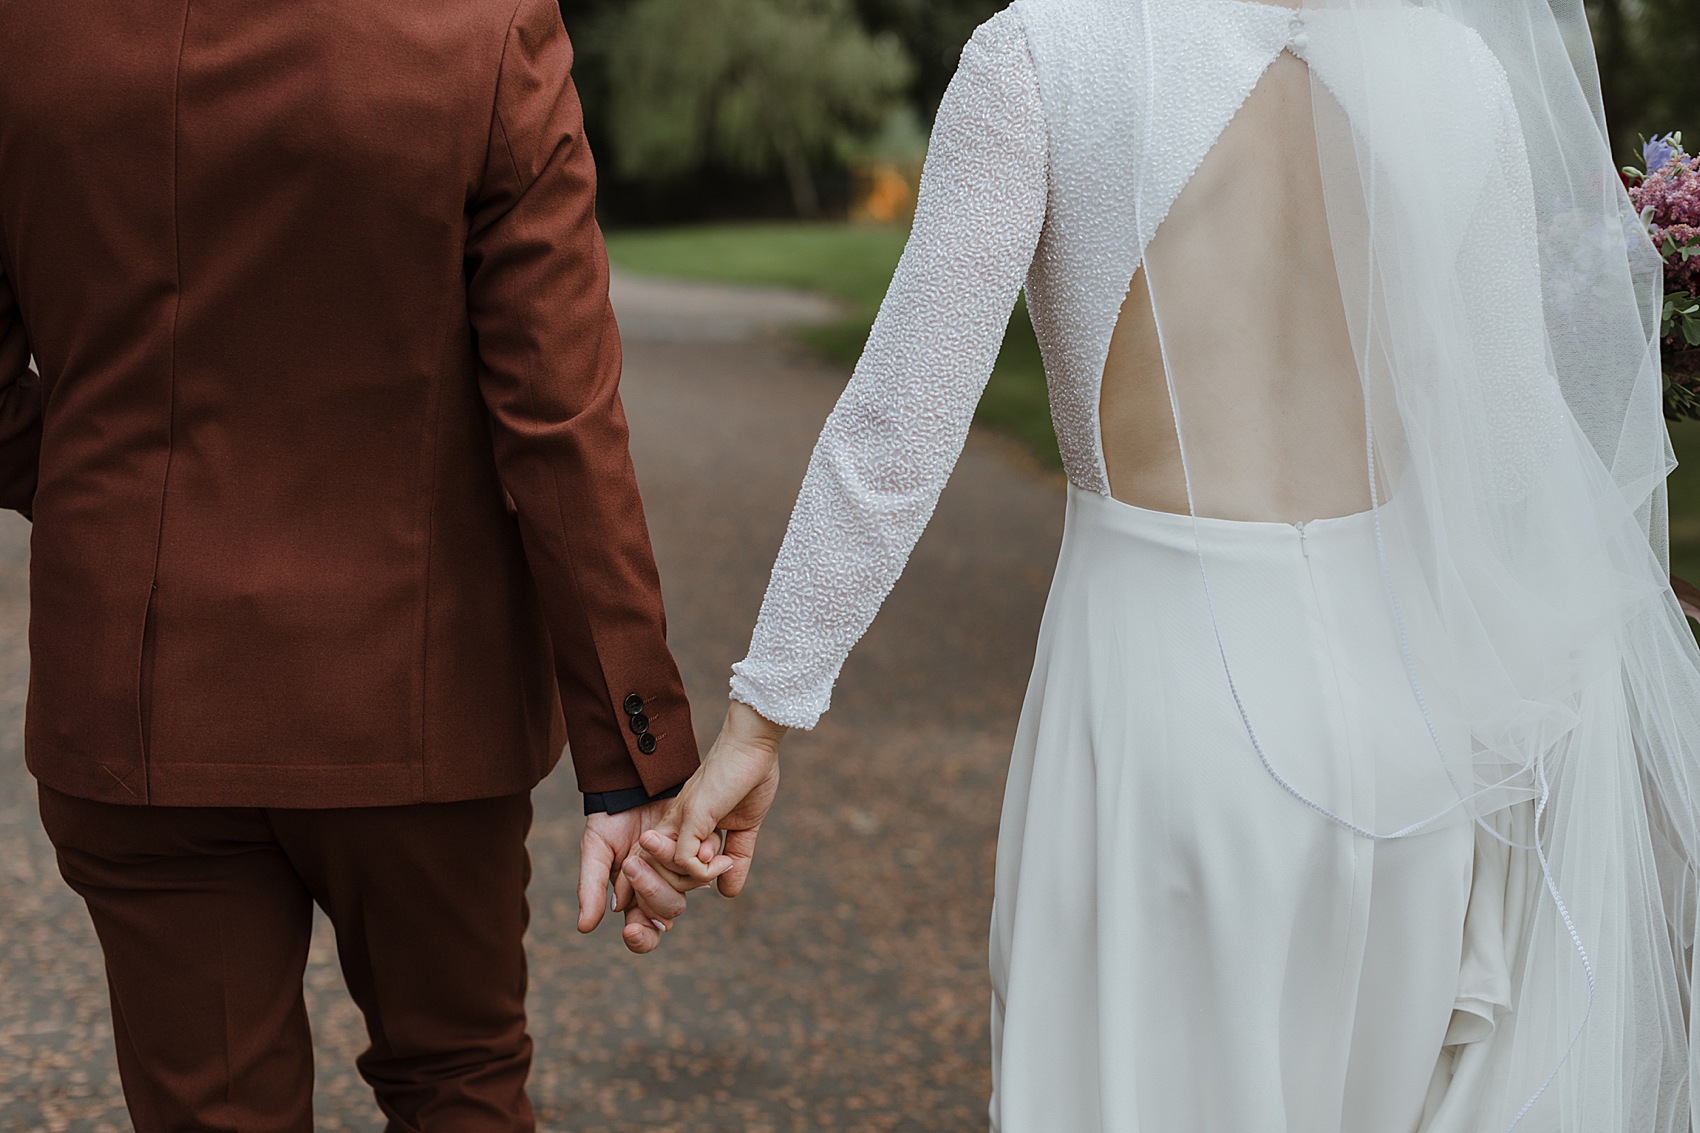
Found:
[629,713,650,736]
[637,733,658,755]
[623,694,645,717]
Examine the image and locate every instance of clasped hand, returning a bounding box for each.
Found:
[575,701,786,954]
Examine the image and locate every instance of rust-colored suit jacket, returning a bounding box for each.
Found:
[0,0,700,807]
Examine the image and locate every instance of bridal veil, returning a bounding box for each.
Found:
[1161,0,1698,1126]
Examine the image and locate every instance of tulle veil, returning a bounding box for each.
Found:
[1168,0,1700,1125]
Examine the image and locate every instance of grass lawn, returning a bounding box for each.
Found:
[605,221,1700,583]
[605,222,910,312]
[605,221,1060,465]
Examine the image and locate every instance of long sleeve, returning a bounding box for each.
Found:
[465,0,697,797]
[0,261,41,516]
[730,11,1048,730]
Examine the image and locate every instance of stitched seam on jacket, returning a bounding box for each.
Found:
[531,354,636,783]
[119,0,198,803]
[492,3,641,787]
[492,0,532,193]
[413,332,449,800]
[413,0,534,798]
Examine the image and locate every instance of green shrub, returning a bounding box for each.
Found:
[591,0,912,217]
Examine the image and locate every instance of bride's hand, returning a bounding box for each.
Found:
[642,701,785,897]
[577,797,729,955]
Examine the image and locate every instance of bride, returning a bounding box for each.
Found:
[641,0,1700,1127]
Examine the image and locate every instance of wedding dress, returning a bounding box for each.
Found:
[729,0,1700,1129]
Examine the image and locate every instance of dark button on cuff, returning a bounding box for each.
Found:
[629,713,650,736]
[622,694,645,717]
[637,732,658,755]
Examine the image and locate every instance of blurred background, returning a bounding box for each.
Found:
[562,0,1700,573]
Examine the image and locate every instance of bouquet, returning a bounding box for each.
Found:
[1625,133,1700,421]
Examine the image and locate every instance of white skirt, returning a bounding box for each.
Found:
[989,485,1514,1132]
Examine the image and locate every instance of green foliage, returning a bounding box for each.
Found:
[849,0,1004,117]
[1637,0,1700,134]
[1658,226,1700,346]
[1588,0,1700,161]
[590,0,913,216]
[1665,285,1700,422]
[1665,418,1700,580]
[1669,292,1700,346]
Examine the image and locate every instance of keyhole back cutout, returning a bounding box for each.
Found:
[1098,49,1374,524]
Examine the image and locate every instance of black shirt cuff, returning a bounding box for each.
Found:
[582,780,684,816]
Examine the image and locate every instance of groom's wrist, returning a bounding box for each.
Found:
[583,780,685,816]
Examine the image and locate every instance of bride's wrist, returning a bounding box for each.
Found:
[724,699,787,753]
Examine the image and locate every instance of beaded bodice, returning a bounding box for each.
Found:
[731,0,1511,728]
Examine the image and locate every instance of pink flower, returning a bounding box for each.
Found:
[1629,154,1700,296]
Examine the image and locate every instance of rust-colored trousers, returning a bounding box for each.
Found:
[37,785,536,1133]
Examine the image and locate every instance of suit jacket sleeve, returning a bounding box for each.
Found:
[0,262,41,518]
[463,0,697,798]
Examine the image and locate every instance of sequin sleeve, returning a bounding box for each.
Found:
[729,10,1048,729]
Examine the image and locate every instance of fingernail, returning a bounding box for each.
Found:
[651,918,668,933]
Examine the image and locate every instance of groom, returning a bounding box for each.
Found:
[0,1,704,1129]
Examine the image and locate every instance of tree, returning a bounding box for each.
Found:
[1590,0,1644,156]
[590,0,913,217]
[849,0,1003,119]
[1636,0,1700,139]
[1587,0,1700,161]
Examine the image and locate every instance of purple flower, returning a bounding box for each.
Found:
[1645,133,1684,175]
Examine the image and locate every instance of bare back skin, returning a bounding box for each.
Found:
[1099,43,1372,524]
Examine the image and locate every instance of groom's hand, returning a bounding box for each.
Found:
[645,701,785,898]
[577,799,727,955]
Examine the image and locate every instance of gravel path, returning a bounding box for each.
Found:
[0,274,1065,1132]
